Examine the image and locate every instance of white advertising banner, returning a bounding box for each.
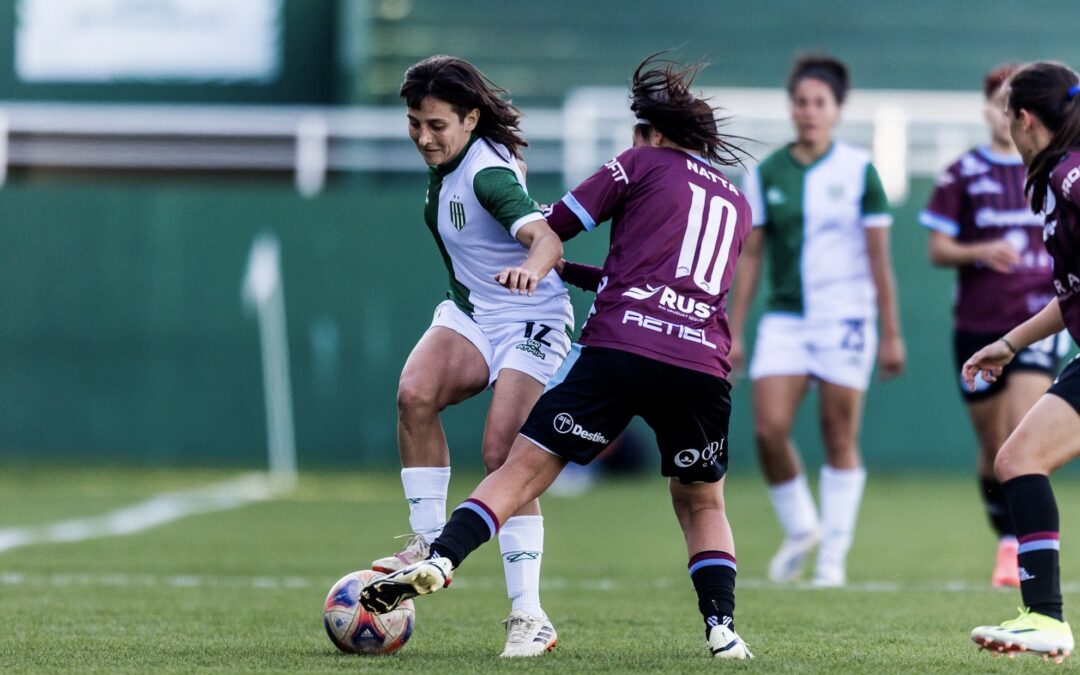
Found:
[16,0,282,82]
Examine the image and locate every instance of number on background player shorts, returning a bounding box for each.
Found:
[518,345,733,484]
[429,300,571,388]
[953,329,1069,401]
[748,313,878,390]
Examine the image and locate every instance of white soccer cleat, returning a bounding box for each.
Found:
[768,529,820,582]
[707,624,753,660]
[371,534,430,574]
[972,608,1074,662]
[499,609,557,657]
[359,557,453,614]
[810,563,846,588]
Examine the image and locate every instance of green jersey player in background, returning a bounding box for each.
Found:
[370,55,573,657]
[728,54,906,587]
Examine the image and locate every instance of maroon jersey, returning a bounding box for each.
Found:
[1046,150,1080,344]
[919,147,1054,332]
[547,146,753,379]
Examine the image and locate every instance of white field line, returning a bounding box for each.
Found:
[2,571,1080,595]
[0,472,277,554]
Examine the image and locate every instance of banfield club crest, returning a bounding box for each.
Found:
[449,199,466,230]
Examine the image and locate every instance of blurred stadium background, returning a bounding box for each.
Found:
[2,0,1080,475]
[7,2,1080,671]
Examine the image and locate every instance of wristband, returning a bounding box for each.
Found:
[998,337,1018,354]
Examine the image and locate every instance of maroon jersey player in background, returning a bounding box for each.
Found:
[920,64,1067,589]
[362,53,757,660]
[966,61,1080,661]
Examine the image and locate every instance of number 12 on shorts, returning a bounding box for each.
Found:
[524,321,554,346]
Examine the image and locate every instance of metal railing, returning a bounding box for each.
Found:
[0,88,990,200]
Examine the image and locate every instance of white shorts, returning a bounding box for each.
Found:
[430,300,572,388]
[748,312,879,391]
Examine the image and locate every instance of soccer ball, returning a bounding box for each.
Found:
[323,570,415,655]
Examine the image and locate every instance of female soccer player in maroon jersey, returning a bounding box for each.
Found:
[921,64,1066,589]
[362,54,757,659]
[966,61,1080,661]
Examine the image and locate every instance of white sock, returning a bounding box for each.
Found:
[816,465,866,571]
[498,515,545,617]
[767,474,819,539]
[400,467,451,543]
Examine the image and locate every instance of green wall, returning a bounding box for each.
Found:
[0,172,1018,473]
[362,0,1080,104]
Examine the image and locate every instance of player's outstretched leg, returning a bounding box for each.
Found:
[364,496,502,614]
[360,556,454,614]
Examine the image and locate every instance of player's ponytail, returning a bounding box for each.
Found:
[401,55,528,158]
[630,52,751,167]
[1007,61,1080,212]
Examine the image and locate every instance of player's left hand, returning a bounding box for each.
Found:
[496,266,541,295]
[962,340,1014,391]
[877,334,906,380]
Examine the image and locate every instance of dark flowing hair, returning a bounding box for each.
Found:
[1006,61,1080,212]
[629,53,750,167]
[787,54,850,105]
[400,55,528,158]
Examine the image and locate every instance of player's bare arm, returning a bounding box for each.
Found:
[865,227,905,379]
[927,230,1020,273]
[495,219,563,295]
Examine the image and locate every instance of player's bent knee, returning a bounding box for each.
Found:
[396,378,441,417]
[993,443,1040,482]
[481,446,509,474]
[753,421,790,451]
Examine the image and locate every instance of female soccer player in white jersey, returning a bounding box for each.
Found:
[727,54,906,587]
[371,55,573,657]
[361,54,757,660]
[967,61,1080,662]
[921,64,1066,589]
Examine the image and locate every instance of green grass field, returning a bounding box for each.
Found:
[2,466,1079,673]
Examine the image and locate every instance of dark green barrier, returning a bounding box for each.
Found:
[0,175,1049,472]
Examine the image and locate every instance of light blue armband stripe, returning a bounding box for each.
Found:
[563,193,596,232]
[918,211,959,237]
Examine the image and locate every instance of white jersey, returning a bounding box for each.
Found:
[424,135,573,327]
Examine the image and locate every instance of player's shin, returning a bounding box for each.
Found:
[689,551,737,631]
[401,466,451,542]
[1004,474,1063,620]
[499,515,545,616]
[429,498,500,568]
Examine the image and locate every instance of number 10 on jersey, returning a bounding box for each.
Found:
[676,183,738,297]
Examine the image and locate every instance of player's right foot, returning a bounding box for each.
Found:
[359,557,453,614]
[972,608,1074,662]
[371,534,430,574]
[991,538,1020,588]
[500,609,557,657]
[707,624,753,660]
[768,529,820,582]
